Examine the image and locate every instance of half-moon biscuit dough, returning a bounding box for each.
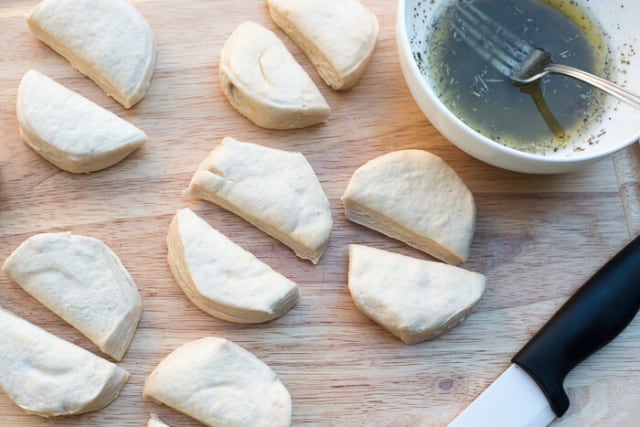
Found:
[342,150,476,264]
[185,137,333,264]
[167,208,300,324]
[143,336,292,427]
[2,232,143,361]
[348,244,486,344]
[267,0,379,90]
[0,306,128,417]
[16,69,147,173]
[219,20,330,129]
[26,0,156,108]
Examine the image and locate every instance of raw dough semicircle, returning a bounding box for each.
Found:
[27,0,156,108]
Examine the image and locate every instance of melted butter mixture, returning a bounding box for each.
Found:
[422,0,609,154]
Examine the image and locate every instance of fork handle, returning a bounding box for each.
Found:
[546,63,640,110]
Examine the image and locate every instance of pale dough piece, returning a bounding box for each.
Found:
[219,21,330,129]
[348,244,486,344]
[342,150,476,264]
[27,0,156,108]
[0,306,128,417]
[2,232,143,361]
[267,0,378,90]
[167,208,299,323]
[143,337,292,427]
[185,137,333,264]
[148,413,171,427]
[16,69,147,173]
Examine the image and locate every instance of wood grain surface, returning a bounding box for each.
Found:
[1,1,640,426]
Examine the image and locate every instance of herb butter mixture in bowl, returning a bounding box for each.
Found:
[397,0,640,173]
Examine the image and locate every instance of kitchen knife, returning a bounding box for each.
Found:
[448,234,640,427]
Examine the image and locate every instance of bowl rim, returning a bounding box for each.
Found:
[396,0,640,167]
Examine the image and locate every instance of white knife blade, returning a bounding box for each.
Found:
[448,365,555,427]
[448,235,640,426]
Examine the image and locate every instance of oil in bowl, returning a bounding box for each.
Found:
[419,0,609,154]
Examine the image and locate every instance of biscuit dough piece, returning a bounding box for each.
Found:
[16,70,147,173]
[267,0,378,90]
[219,21,330,129]
[185,137,333,264]
[148,414,171,427]
[143,337,292,427]
[27,0,156,108]
[2,232,143,361]
[348,244,486,344]
[342,150,476,264]
[0,306,128,417]
[167,208,299,323]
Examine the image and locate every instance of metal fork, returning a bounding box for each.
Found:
[451,0,640,110]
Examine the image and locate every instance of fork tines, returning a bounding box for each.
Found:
[451,0,533,77]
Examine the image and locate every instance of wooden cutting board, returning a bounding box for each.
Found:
[1,1,640,425]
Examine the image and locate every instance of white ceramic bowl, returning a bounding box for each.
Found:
[397,0,640,174]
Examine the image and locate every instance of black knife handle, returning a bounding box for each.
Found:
[512,235,640,417]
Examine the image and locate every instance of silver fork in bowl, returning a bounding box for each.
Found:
[451,0,640,110]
